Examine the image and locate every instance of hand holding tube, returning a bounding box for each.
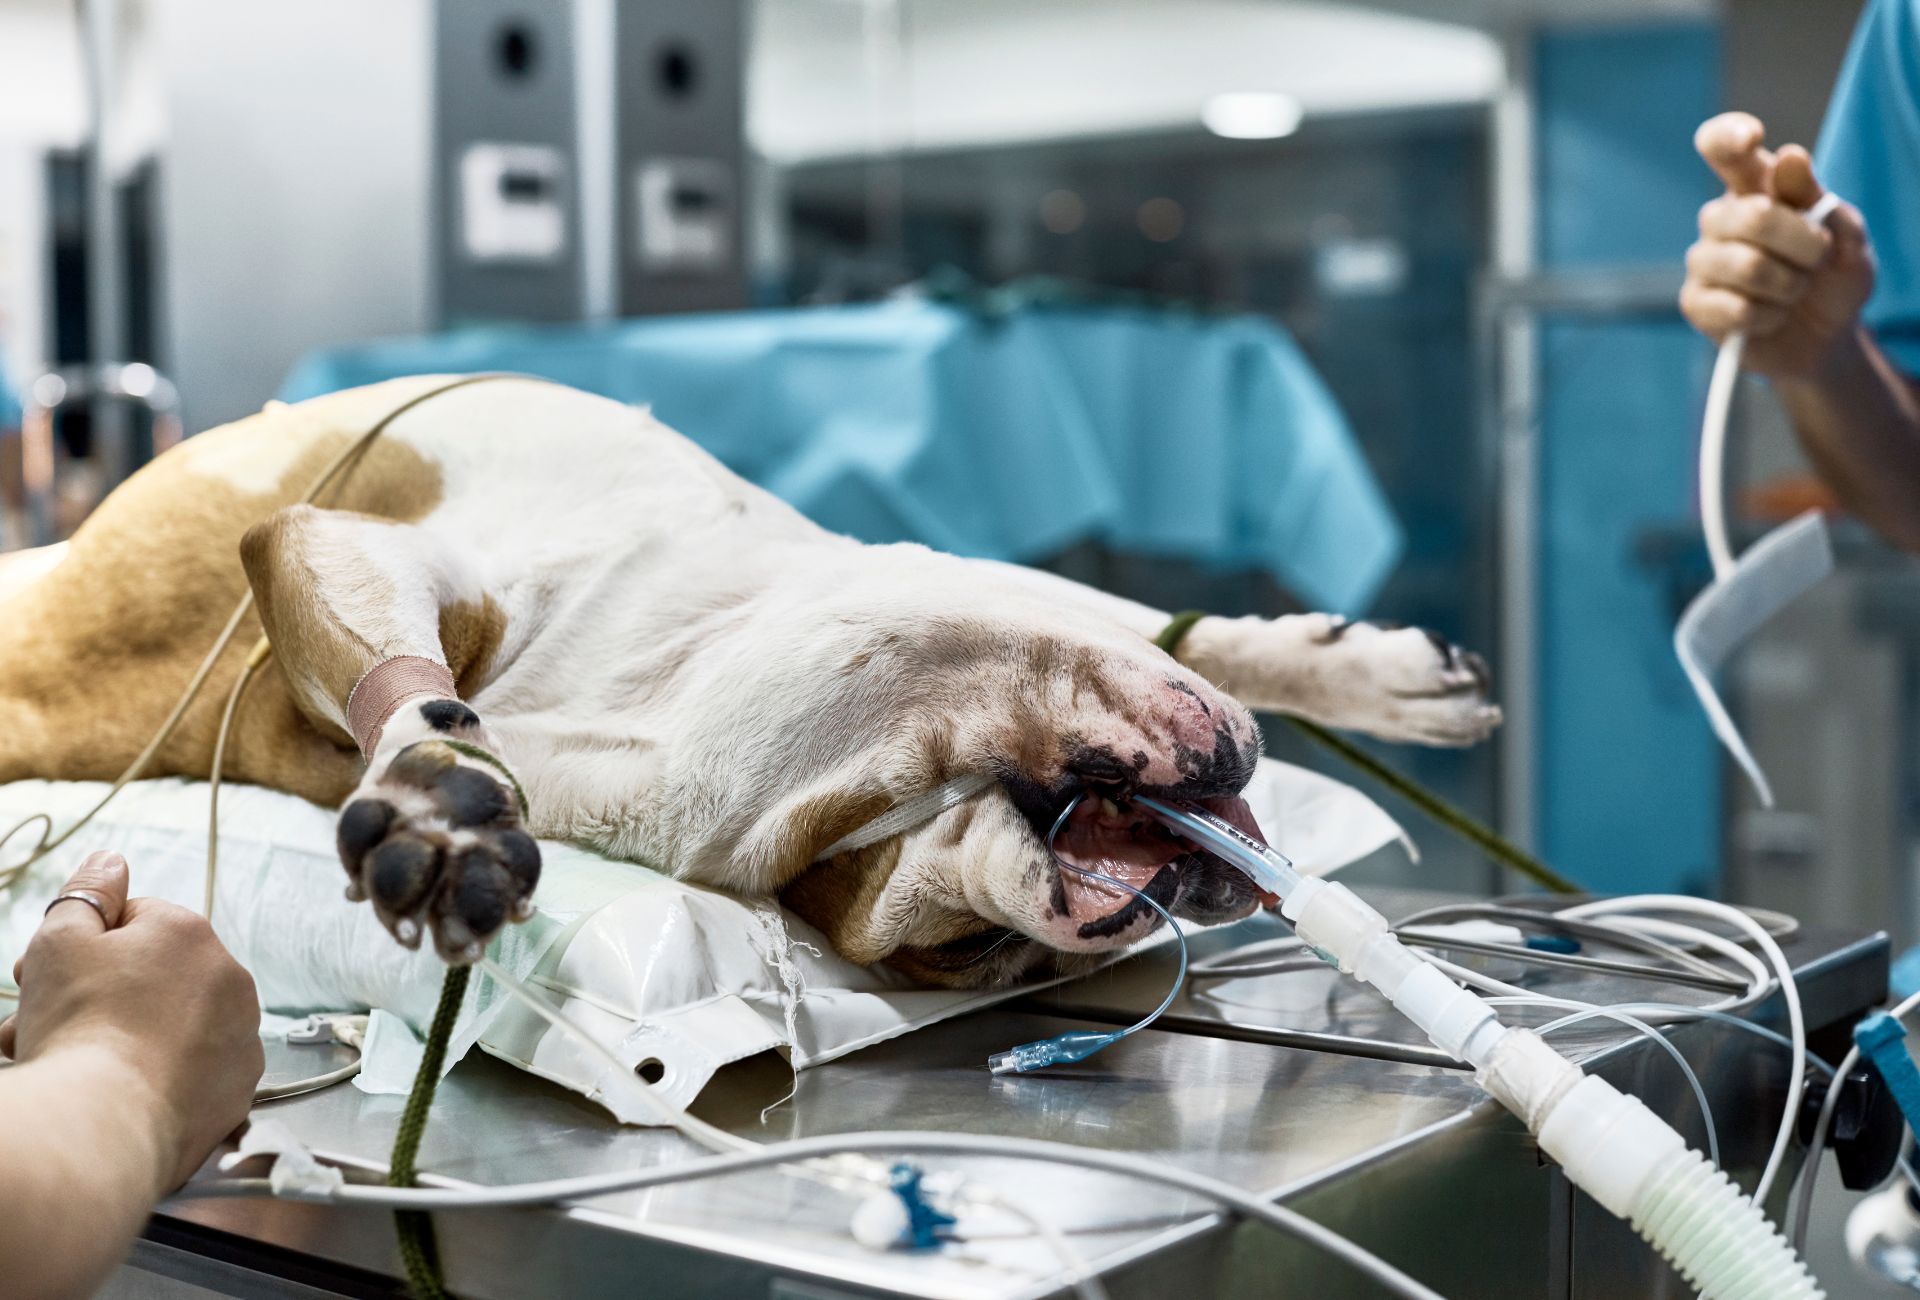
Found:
[1681,112,1874,380]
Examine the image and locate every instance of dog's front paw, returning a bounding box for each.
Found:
[1310,618,1501,747]
[336,738,541,961]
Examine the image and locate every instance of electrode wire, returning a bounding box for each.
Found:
[1554,897,1803,1206]
[204,641,270,921]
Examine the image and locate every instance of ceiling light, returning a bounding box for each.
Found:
[1202,92,1304,141]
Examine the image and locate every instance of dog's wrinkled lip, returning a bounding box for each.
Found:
[996,764,1270,937]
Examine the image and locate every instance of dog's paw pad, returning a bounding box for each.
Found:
[336,741,541,960]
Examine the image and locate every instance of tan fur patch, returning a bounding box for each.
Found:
[0,381,450,794]
[779,844,902,964]
[440,596,508,696]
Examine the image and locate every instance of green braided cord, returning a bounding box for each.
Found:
[384,740,522,1296]
[1155,614,1583,896]
[1280,715,1580,895]
[439,740,530,818]
[389,963,473,1300]
[1154,609,1209,657]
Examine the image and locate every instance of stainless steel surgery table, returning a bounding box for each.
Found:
[129,888,1889,1299]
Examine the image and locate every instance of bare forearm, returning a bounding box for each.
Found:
[0,1047,175,1299]
[1776,328,1920,551]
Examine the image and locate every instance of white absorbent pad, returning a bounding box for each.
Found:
[0,757,1405,1121]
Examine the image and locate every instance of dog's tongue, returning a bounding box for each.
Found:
[1052,795,1279,914]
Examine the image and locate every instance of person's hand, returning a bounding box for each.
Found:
[1680,111,1876,378]
[0,852,263,1191]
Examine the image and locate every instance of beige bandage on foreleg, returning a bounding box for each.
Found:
[345,656,458,759]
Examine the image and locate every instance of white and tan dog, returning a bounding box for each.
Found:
[0,376,1497,987]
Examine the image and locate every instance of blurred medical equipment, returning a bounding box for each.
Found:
[1674,191,1843,806]
[432,0,747,324]
[15,362,181,547]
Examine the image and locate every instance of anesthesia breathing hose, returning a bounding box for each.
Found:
[1102,796,1823,1300]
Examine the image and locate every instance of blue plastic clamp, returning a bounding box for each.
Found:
[1853,1011,1920,1136]
[889,1162,957,1250]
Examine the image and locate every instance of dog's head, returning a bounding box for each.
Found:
[663,546,1271,988]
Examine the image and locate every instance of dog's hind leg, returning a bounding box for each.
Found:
[240,504,539,960]
[971,558,1500,747]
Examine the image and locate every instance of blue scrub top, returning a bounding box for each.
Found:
[0,356,19,430]
[1818,0,1920,372]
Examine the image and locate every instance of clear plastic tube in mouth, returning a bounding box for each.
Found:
[1134,796,1305,902]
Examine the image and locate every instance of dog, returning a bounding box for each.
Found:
[0,376,1497,988]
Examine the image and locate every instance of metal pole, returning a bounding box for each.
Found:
[1491,25,1540,866]
[81,0,131,489]
[862,0,908,285]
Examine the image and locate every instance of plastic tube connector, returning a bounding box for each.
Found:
[1282,878,1508,1063]
[1536,1075,1686,1217]
[1282,877,1387,974]
[1389,960,1505,1064]
[1476,1029,1584,1131]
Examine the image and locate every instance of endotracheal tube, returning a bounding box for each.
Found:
[1000,795,1824,1300]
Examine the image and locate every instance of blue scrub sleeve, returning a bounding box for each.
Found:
[0,357,20,430]
[1817,0,1920,372]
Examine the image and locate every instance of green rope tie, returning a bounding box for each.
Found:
[439,739,531,818]
[1156,610,1581,896]
[382,739,527,1299]
[389,963,473,1300]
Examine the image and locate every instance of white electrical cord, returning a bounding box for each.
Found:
[254,1060,362,1103]
[1701,331,1748,580]
[180,1130,1447,1300]
[1559,897,1805,1205]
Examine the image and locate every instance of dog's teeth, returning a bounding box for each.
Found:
[1100,798,1121,817]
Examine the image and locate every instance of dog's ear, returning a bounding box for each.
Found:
[730,771,894,891]
[778,842,902,965]
[781,837,1017,982]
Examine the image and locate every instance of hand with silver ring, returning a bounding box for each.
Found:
[44,888,112,925]
[0,851,264,1299]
